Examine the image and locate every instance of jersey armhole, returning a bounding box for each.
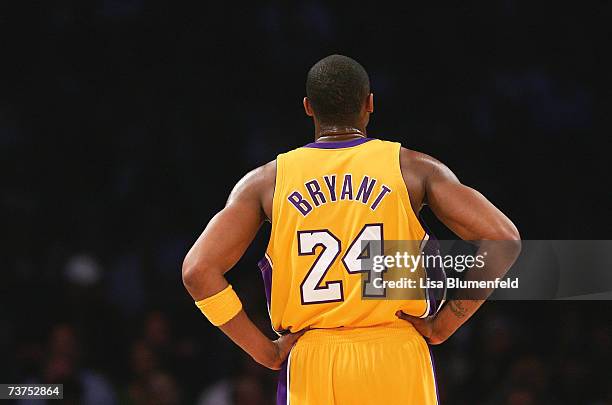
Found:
[267,154,284,259]
[393,142,426,240]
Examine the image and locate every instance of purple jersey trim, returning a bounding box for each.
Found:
[303,137,373,149]
[257,256,273,309]
[258,256,290,404]
[429,347,440,405]
[418,215,446,316]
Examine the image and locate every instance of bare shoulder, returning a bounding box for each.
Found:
[229,160,276,198]
[228,160,276,221]
[260,159,277,186]
[399,147,457,183]
[400,147,443,176]
[399,147,459,211]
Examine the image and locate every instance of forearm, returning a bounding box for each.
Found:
[218,310,277,366]
[183,267,277,367]
[433,240,521,341]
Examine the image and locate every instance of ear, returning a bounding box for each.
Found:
[366,93,374,113]
[303,97,314,117]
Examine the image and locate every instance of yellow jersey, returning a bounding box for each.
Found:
[258,137,441,333]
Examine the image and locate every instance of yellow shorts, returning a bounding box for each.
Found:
[277,320,439,405]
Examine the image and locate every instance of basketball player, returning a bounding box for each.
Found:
[182,55,521,404]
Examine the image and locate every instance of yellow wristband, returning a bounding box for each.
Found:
[195,284,243,326]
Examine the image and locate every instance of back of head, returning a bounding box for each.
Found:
[306,55,370,125]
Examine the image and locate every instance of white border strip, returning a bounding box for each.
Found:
[419,234,432,318]
[286,351,292,404]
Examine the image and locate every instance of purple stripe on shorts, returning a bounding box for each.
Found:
[276,358,289,405]
[257,256,272,309]
[303,137,373,149]
[428,347,440,405]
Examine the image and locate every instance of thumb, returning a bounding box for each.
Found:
[285,329,306,345]
[395,310,421,323]
[276,330,306,360]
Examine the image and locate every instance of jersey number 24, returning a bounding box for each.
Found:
[298,224,385,304]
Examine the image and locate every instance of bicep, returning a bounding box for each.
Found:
[187,200,263,274]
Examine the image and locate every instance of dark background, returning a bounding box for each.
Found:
[1,1,611,404]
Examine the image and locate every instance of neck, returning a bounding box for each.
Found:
[314,123,367,142]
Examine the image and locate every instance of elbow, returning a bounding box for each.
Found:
[507,236,522,261]
[182,254,222,297]
[492,221,522,259]
[504,221,521,247]
[181,255,201,292]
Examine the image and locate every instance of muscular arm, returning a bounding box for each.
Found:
[182,161,302,369]
[398,148,521,344]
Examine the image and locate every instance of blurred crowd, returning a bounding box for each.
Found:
[1,1,611,404]
[3,268,611,404]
